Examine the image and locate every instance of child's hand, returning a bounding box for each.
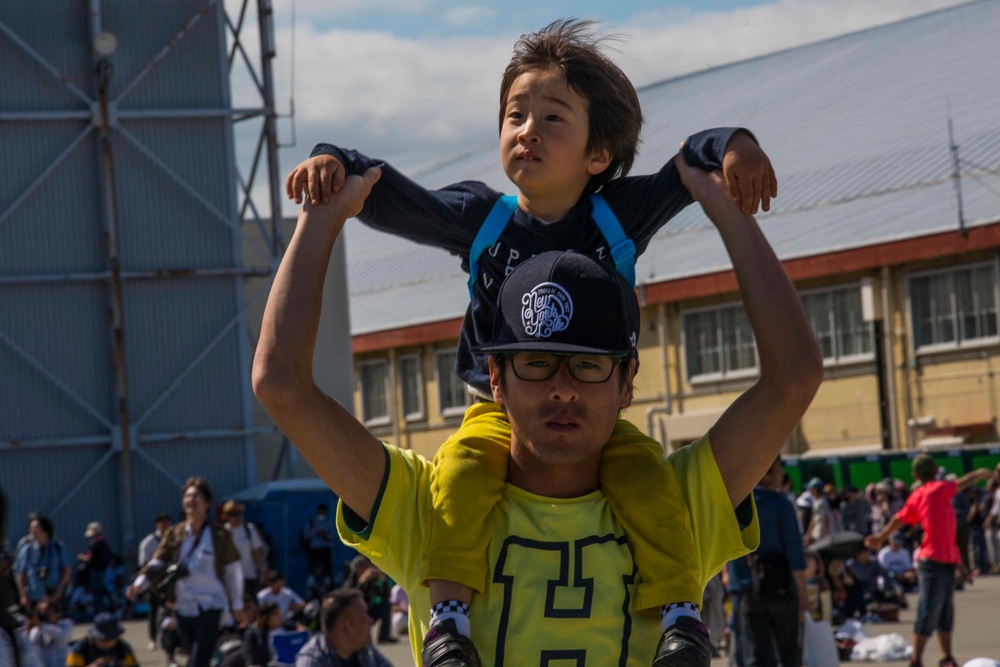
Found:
[721,130,777,214]
[304,166,382,221]
[286,154,346,206]
[674,145,730,206]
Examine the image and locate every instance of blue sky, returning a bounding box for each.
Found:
[225,0,970,214]
[297,1,772,37]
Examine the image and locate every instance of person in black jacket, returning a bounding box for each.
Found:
[728,457,809,667]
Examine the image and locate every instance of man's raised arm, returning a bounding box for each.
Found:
[675,151,823,508]
[252,167,385,522]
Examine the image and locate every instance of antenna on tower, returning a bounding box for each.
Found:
[947,99,966,236]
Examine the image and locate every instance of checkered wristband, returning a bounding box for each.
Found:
[432,600,470,617]
[661,601,699,618]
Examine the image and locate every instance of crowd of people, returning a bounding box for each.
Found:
[0,478,402,667]
[709,458,1000,667]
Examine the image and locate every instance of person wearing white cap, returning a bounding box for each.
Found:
[78,522,115,615]
[254,147,822,666]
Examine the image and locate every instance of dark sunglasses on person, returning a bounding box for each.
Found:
[507,352,621,383]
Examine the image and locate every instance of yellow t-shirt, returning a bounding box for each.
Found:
[337,434,758,666]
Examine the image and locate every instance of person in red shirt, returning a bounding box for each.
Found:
[866,456,991,667]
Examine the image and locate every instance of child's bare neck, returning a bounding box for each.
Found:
[517,191,581,223]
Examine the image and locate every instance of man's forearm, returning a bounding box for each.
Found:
[255,204,347,391]
[957,468,990,492]
[253,168,386,520]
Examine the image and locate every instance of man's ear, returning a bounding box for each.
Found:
[488,356,504,404]
[619,359,637,409]
[588,147,613,176]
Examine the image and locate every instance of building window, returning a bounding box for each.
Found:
[910,263,998,350]
[683,304,757,380]
[435,350,467,416]
[801,285,874,363]
[358,360,389,425]
[398,354,424,421]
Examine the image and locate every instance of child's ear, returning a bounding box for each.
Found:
[588,148,613,176]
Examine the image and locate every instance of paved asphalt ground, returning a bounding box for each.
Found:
[73,574,1000,666]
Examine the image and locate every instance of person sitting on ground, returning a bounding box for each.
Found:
[824,556,858,623]
[846,546,902,622]
[294,589,392,667]
[66,612,138,667]
[243,600,282,667]
[256,571,304,627]
[390,584,409,639]
[304,563,333,604]
[878,532,917,592]
[23,600,72,667]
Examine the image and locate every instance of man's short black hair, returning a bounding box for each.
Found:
[154,512,172,524]
[33,514,54,538]
[320,588,365,634]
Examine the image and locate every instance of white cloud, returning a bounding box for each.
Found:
[441,6,499,28]
[618,0,968,86]
[266,0,969,215]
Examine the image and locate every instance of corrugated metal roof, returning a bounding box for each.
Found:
[346,0,1000,336]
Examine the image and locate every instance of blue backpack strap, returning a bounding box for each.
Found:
[590,194,636,287]
[468,195,518,298]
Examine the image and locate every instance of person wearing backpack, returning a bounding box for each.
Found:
[728,456,809,667]
[285,19,778,667]
[222,502,267,596]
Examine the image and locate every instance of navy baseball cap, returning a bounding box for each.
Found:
[474,250,640,357]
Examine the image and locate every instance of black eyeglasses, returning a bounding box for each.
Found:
[508,352,621,383]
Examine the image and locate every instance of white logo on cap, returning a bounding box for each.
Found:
[521,282,573,338]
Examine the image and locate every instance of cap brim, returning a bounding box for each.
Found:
[473,341,630,357]
[90,629,123,640]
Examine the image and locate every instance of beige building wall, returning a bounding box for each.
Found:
[351,250,1000,464]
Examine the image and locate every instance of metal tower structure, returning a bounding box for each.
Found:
[0,0,288,557]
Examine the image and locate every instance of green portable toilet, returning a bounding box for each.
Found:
[784,455,803,493]
[966,445,1000,481]
[842,452,886,490]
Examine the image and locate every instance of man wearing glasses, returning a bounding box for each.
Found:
[253,155,822,666]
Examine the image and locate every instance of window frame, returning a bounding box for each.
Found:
[907,259,1000,355]
[398,353,425,422]
[681,301,759,383]
[434,349,468,418]
[799,282,876,367]
[357,358,390,427]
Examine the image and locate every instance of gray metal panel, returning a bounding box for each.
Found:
[0,445,118,557]
[0,122,104,274]
[123,278,247,433]
[346,0,1000,335]
[112,120,238,271]
[0,0,258,555]
[0,283,113,438]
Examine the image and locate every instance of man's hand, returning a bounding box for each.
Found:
[798,590,811,618]
[305,166,382,221]
[864,534,883,551]
[286,154,347,206]
[674,146,738,215]
[721,131,777,214]
[232,608,248,626]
